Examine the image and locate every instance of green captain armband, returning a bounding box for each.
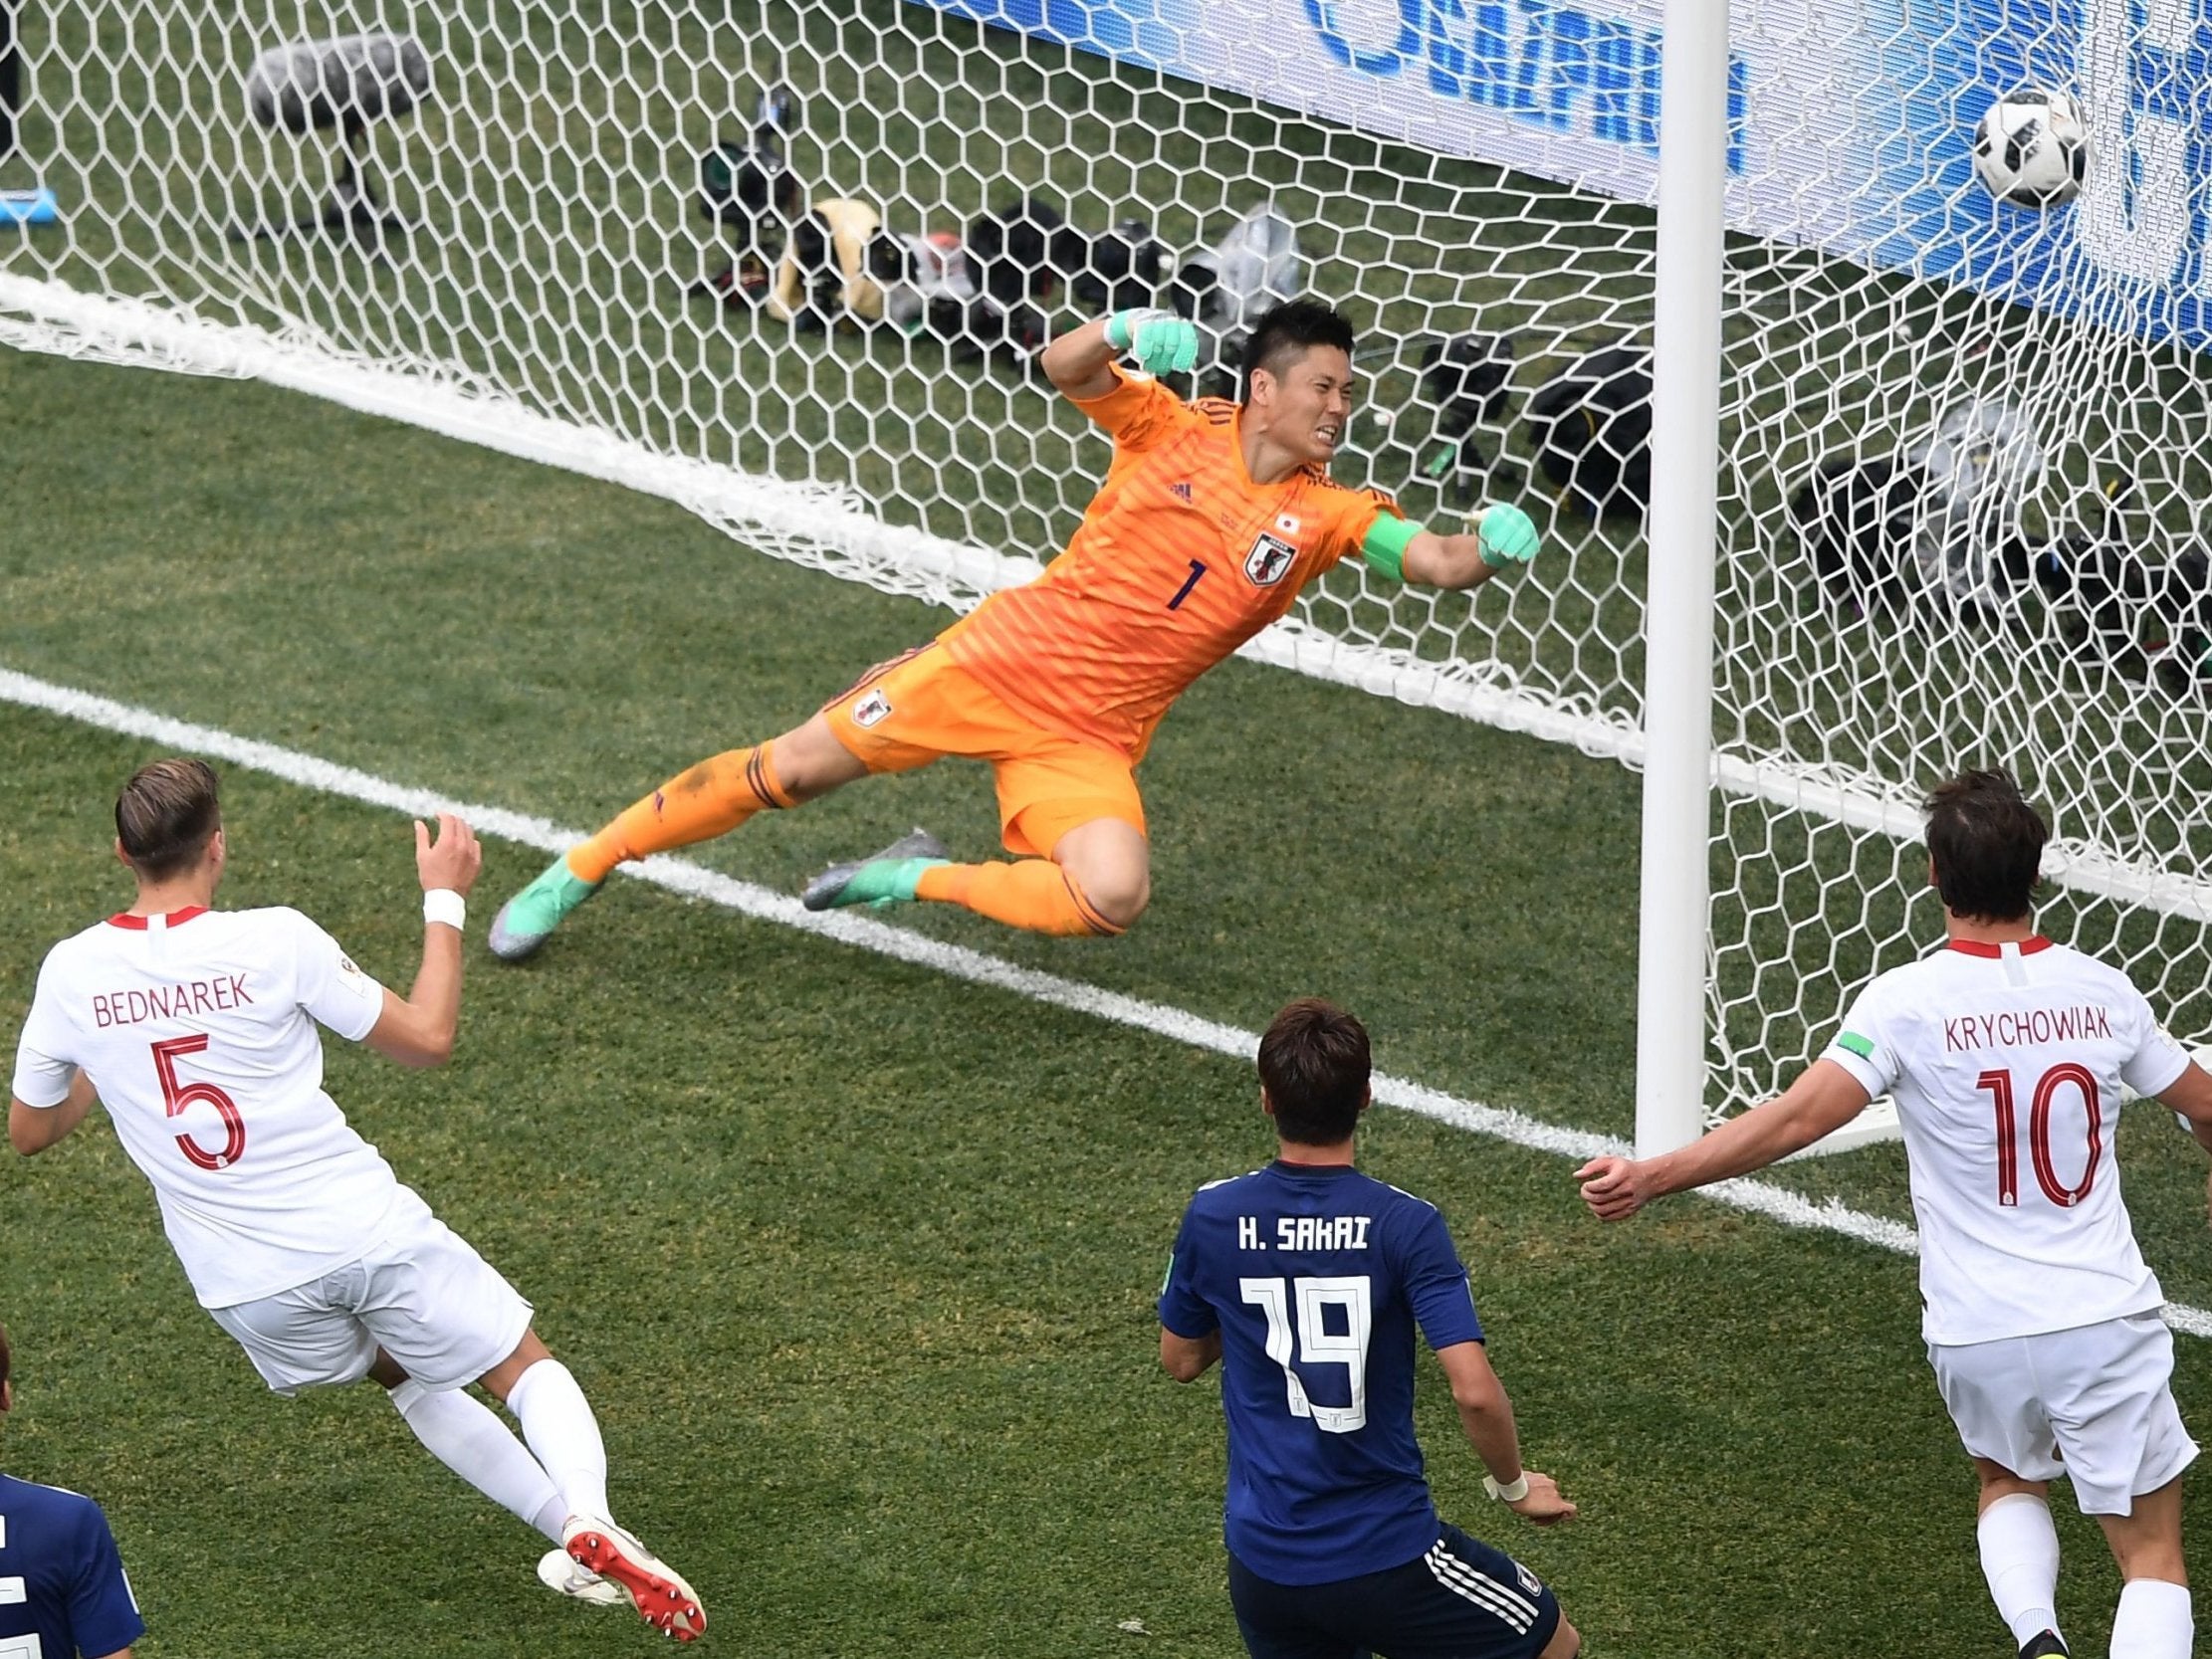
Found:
[1361,515,1423,582]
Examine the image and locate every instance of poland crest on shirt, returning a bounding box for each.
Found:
[10,906,407,1309]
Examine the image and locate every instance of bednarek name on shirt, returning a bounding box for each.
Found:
[1941,1005,2115,1052]
[92,975,255,1028]
[1237,1215,1373,1251]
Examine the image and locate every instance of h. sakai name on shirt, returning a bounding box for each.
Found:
[1238,1215,1373,1250]
[1943,1004,2114,1052]
[92,975,254,1028]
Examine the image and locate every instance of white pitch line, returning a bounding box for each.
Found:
[5,664,2209,1341]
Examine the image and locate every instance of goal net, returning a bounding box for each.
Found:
[3,0,2206,1120]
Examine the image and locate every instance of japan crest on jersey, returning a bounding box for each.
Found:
[1243,530,1298,588]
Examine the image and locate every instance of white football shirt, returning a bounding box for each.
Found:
[1822,935,2190,1346]
[10,905,408,1309]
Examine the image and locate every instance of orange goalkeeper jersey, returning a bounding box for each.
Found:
[941,367,1400,759]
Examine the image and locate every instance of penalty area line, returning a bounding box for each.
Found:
[6,664,2210,1342]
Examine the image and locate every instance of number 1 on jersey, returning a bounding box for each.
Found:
[149,1033,248,1170]
[1166,559,1208,610]
[1239,1275,1373,1432]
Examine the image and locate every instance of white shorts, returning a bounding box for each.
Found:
[1928,1312,2198,1515]
[209,1196,534,1395]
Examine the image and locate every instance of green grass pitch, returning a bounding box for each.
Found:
[7,346,2212,1655]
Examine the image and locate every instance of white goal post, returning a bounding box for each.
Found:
[1635,0,1727,1156]
[3,0,2208,1148]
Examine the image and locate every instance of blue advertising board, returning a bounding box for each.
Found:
[912,0,2212,356]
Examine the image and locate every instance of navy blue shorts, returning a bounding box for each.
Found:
[1227,1524,1563,1659]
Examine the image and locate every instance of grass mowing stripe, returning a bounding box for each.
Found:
[10,660,2207,1341]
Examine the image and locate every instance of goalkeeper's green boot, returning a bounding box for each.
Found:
[801,829,950,913]
[487,855,602,961]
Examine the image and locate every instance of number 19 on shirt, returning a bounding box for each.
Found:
[1239,1275,1374,1433]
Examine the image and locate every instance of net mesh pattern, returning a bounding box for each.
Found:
[4,0,2204,1115]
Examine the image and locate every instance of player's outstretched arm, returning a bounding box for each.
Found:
[1576,1059,1872,1220]
[1159,1326,1221,1382]
[1369,505,1539,592]
[2152,1062,2212,1227]
[1435,1342,1576,1525]
[2157,1061,2212,1152]
[1041,310,1198,402]
[364,814,482,1069]
[8,1069,99,1155]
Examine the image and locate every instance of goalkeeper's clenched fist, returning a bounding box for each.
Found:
[1474,502,1539,566]
[1104,307,1200,376]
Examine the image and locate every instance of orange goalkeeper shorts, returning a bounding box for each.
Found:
[820,644,1148,859]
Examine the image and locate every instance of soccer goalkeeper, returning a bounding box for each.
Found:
[490,297,1541,955]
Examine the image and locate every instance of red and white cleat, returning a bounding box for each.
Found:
[561,1516,706,1642]
[537,1547,626,1607]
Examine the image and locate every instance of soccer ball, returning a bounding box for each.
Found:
[1971,90,2090,207]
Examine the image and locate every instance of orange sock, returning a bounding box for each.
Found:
[564,743,796,884]
[914,860,1124,936]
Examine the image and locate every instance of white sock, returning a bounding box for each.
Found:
[1979,1493,2062,1648]
[2111,1578,2192,1659]
[504,1358,612,1526]
[389,1379,568,1542]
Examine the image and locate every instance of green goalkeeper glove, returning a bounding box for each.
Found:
[1476,503,1539,566]
[1105,308,1199,375]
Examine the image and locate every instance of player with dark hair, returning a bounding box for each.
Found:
[1160,997,1582,1659]
[1580,766,2212,1659]
[0,1322,146,1659]
[489,296,1543,955]
[9,759,704,1641]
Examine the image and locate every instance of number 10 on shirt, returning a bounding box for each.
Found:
[1240,1275,1374,1432]
[1976,1062,2101,1208]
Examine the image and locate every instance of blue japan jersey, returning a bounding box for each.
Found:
[1159,1160,1484,1585]
[0,1472,145,1658]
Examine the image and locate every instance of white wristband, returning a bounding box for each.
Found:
[1483,1473,1530,1504]
[423,889,467,931]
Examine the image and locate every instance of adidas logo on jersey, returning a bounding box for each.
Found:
[1168,481,1194,504]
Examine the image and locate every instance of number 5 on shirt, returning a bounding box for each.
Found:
[150,1033,248,1170]
[1240,1275,1373,1432]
